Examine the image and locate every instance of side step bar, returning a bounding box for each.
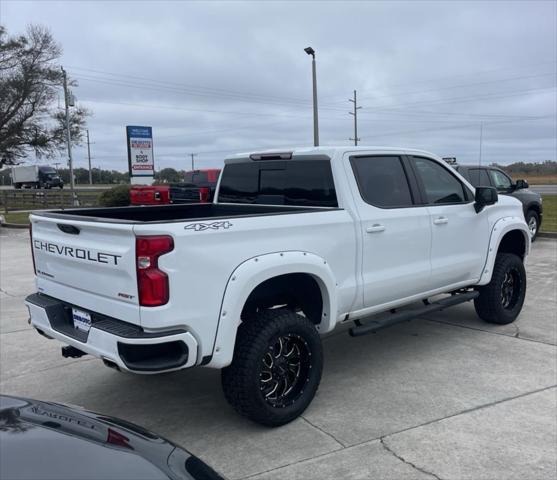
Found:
[349,291,479,337]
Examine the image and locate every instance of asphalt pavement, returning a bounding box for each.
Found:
[0,228,555,480]
[531,184,557,195]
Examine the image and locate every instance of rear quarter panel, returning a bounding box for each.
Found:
[133,208,357,361]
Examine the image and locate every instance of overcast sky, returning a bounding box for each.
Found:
[1,0,556,172]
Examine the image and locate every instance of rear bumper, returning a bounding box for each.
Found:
[25,293,198,374]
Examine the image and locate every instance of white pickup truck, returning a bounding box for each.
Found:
[26,147,530,426]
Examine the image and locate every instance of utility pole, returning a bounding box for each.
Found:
[61,67,77,204]
[479,122,484,167]
[189,153,197,171]
[349,90,362,146]
[304,47,319,146]
[86,129,92,185]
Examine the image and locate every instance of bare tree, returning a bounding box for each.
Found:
[0,25,90,168]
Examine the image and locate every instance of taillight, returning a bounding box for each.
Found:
[199,187,210,203]
[135,235,174,306]
[29,223,36,275]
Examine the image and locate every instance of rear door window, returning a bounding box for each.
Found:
[350,156,414,208]
[218,160,337,207]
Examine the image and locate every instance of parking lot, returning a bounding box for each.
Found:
[1,227,555,480]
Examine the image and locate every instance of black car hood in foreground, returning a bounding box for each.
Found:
[0,395,223,480]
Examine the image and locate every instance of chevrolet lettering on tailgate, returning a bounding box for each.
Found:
[33,240,122,265]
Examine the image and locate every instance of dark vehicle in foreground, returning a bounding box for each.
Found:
[455,165,543,240]
[0,395,223,480]
[169,168,221,204]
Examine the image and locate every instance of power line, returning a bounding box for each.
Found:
[75,74,325,111]
[80,85,556,125]
[319,60,557,102]
[69,61,557,107]
[361,114,555,140]
[327,72,556,105]
[78,97,344,121]
[68,65,311,104]
[358,86,556,113]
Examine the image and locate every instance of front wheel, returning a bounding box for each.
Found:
[525,210,539,242]
[474,253,526,324]
[222,309,323,427]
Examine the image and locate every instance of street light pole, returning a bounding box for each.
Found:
[304,47,319,146]
[61,67,77,204]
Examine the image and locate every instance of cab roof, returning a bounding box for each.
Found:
[224,146,441,163]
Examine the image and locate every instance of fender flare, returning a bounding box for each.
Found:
[477,216,530,285]
[206,251,338,369]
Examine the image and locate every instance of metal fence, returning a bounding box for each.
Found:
[1,189,105,213]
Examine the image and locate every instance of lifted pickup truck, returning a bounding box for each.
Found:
[26,147,530,426]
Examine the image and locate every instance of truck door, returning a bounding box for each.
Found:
[409,156,489,288]
[347,154,432,307]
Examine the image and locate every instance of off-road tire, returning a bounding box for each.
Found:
[525,210,539,242]
[222,309,323,427]
[474,253,526,324]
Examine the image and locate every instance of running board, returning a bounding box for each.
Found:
[349,291,479,337]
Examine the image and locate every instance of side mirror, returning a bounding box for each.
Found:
[474,186,498,213]
[515,179,529,190]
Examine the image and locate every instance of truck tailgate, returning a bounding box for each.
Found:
[30,214,140,325]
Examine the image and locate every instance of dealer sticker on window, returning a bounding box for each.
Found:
[72,308,91,333]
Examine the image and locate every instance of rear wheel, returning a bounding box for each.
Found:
[222,309,323,427]
[525,210,539,241]
[474,253,526,324]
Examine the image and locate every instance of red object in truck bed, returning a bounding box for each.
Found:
[130,185,171,205]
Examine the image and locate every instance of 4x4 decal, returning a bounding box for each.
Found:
[184,221,233,232]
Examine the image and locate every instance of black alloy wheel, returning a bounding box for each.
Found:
[260,333,311,408]
[222,309,323,427]
[475,253,526,324]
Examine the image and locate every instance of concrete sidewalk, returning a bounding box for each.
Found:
[1,227,555,480]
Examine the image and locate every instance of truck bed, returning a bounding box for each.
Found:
[34,203,336,224]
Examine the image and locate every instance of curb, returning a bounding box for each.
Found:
[0,214,29,229]
[0,223,29,229]
[538,231,557,239]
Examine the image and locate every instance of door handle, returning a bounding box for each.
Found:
[366,224,386,233]
[433,216,448,225]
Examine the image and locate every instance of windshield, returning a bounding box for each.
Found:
[40,167,57,177]
[183,171,209,185]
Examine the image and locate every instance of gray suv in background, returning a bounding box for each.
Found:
[455,165,543,240]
